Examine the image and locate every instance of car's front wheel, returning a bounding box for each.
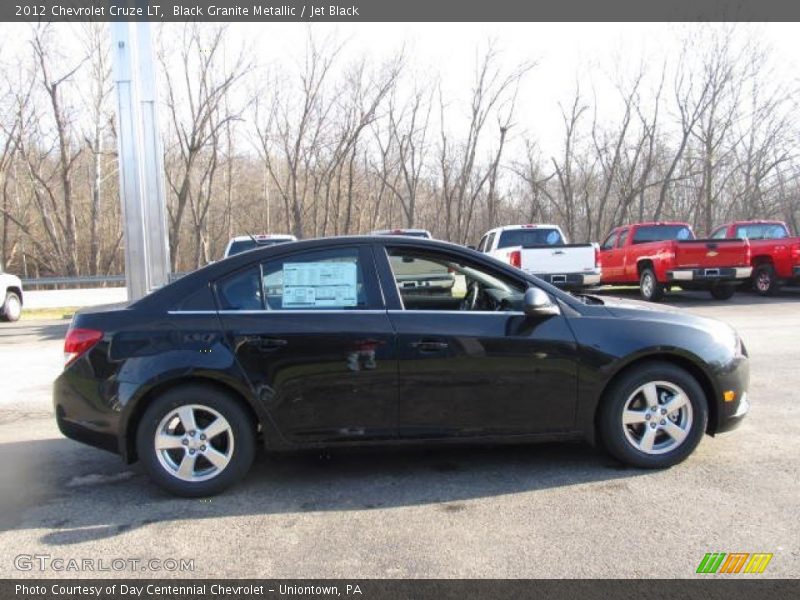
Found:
[1,291,21,322]
[136,385,256,497]
[598,362,708,468]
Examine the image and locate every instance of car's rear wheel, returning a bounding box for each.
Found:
[1,291,21,322]
[598,362,708,468]
[136,385,256,497]
[752,263,780,296]
[639,267,664,302]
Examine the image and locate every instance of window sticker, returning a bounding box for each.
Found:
[282,261,358,308]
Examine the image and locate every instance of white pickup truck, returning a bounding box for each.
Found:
[1,266,23,322]
[477,224,601,289]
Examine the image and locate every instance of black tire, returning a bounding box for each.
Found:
[1,291,21,322]
[639,267,664,302]
[709,283,736,300]
[598,362,708,469]
[136,384,256,497]
[752,263,781,297]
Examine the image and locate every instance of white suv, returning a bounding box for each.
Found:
[223,234,297,258]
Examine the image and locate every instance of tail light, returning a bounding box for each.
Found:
[509,250,521,269]
[64,328,103,366]
[743,240,752,265]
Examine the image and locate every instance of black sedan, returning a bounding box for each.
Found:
[54,236,750,496]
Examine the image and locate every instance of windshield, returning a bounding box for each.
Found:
[733,223,789,240]
[497,228,564,249]
[632,225,693,244]
[227,239,291,256]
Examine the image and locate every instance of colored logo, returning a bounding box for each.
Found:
[696,552,773,574]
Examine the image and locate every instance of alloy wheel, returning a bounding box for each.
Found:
[621,381,693,455]
[154,404,235,482]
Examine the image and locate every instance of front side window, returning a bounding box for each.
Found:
[601,232,619,250]
[617,229,629,247]
[387,248,525,312]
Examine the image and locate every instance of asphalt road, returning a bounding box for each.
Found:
[0,288,798,579]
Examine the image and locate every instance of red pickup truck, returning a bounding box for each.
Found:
[709,220,800,296]
[599,222,752,301]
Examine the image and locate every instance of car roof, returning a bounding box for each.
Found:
[229,234,296,241]
[134,235,580,312]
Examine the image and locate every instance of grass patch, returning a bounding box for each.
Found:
[21,307,79,321]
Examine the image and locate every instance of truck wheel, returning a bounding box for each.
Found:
[1,292,21,322]
[709,283,735,300]
[639,267,664,302]
[752,264,780,297]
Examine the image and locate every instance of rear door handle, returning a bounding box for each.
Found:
[243,335,288,351]
[410,339,449,352]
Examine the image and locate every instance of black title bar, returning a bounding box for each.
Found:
[4,0,800,22]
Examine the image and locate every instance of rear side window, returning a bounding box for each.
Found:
[632,225,693,243]
[710,227,728,239]
[260,247,380,310]
[497,228,563,249]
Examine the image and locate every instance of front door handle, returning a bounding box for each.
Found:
[410,339,449,352]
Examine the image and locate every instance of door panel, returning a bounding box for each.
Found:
[388,310,579,437]
[219,311,397,444]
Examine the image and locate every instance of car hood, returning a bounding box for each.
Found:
[600,295,727,330]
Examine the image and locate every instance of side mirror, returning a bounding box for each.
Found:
[523,287,560,317]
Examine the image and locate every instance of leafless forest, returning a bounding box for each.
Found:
[0,23,798,277]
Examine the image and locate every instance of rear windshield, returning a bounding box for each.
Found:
[497,228,564,249]
[632,225,693,244]
[733,223,789,240]
[227,239,291,256]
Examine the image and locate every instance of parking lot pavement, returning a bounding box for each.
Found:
[0,290,798,578]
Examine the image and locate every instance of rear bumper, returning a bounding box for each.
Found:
[666,266,752,283]
[531,271,601,289]
[53,368,121,456]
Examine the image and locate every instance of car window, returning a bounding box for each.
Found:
[387,247,525,312]
[617,229,629,248]
[217,267,263,310]
[497,228,564,249]
[632,225,693,243]
[734,224,789,240]
[477,235,489,252]
[486,232,496,250]
[710,227,728,239]
[601,232,618,250]
[260,247,379,310]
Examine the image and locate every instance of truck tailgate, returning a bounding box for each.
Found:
[674,240,750,268]
[519,244,596,274]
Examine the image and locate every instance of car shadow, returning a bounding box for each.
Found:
[0,320,69,341]
[0,436,648,546]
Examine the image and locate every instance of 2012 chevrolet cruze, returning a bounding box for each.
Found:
[54,236,750,496]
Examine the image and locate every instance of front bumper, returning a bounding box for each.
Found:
[712,354,750,434]
[667,266,752,283]
[530,271,601,289]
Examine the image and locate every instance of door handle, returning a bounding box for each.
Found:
[410,339,449,352]
[242,335,288,351]
[553,250,565,255]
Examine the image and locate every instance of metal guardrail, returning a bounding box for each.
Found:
[21,273,187,289]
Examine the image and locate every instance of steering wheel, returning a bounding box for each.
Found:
[460,281,480,311]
